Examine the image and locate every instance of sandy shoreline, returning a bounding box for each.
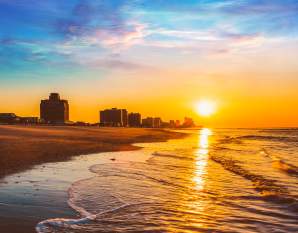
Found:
[0,125,185,179]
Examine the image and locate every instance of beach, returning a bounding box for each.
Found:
[0,128,298,233]
[0,125,185,178]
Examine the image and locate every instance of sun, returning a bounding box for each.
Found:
[195,100,217,117]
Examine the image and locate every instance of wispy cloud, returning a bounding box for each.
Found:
[0,0,297,73]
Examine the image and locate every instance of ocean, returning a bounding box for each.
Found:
[21,129,298,232]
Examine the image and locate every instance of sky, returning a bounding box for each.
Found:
[0,0,298,127]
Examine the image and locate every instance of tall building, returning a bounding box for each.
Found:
[128,113,141,127]
[40,93,69,124]
[100,108,128,127]
[122,109,128,127]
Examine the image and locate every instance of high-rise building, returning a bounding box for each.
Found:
[122,109,128,127]
[40,93,69,124]
[128,113,141,127]
[100,108,128,127]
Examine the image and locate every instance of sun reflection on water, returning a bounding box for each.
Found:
[194,128,212,191]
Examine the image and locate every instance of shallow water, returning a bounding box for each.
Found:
[34,128,298,233]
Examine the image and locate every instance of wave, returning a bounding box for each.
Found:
[236,135,298,142]
[210,155,298,211]
[260,149,298,177]
[35,202,144,233]
[36,192,150,233]
[211,145,245,152]
[217,136,243,144]
[152,152,194,161]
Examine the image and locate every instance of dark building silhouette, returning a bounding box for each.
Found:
[122,109,128,127]
[100,108,128,127]
[161,121,170,128]
[169,120,176,128]
[128,113,141,127]
[169,120,181,128]
[142,117,153,128]
[0,113,19,124]
[153,117,161,128]
[20,117,39,124]
[142,117,162,128]
[182,117,195,128]
[40,93,69,124]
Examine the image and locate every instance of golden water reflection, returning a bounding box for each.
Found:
[194,128,212,191]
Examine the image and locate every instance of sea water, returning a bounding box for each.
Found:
[36,128,298,232]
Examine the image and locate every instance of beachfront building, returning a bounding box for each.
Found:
[153,117,161,128]
[128,113,141,127]
[20,117,39,124]
[142,117,162,128]
[100,108,128,127]
[182,117,195,128]
[0,113,20,124]
[142,117,153,128]
[40,93,69,124]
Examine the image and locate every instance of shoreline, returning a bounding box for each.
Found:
[0,125,186,179]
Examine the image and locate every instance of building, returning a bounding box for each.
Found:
[100,108,128,127]
[142,117,162,128]
[182,117,195,128]
[122,109,128,127]
[40,93,69,124]
[169,120,176,128]
[161,121,170,128]
[153,117,161,128]
[142,117,154,128]
[169,120,181,128]
[128,113,141,127]
[20,117,39,124]
[0,113,19,124]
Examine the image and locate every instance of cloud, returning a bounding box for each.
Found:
[220,1,298,15]
[0,0,297,73]
[78,59,150,71]
[53,0,147,51]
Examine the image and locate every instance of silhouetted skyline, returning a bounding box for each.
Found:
[0,92,195,128]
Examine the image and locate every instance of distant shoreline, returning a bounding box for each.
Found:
[0,125,186,179]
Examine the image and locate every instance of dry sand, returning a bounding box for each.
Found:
[0,125,185,178]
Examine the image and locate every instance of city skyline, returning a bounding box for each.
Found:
[0,92,194,128]
[0,1,298,127]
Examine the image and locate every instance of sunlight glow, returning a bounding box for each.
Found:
[193,128,212,191]
[195,100,217,117]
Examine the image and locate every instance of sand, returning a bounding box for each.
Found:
[0,125,185,178]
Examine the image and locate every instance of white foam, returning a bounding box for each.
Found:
[35,201,142,233]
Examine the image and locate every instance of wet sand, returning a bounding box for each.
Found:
[0,125,185,178]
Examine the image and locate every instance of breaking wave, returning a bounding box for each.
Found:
[260,149,298,177]
[210,155,298,211]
